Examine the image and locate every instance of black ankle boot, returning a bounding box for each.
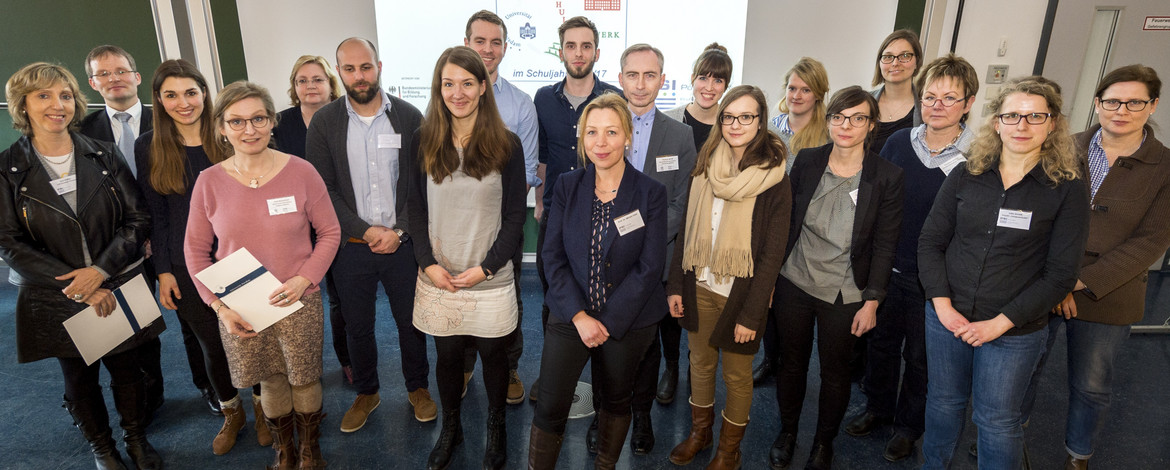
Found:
[483,406,506,470]
[64,394,128,470]
[427,409,463,470]
[111,380,162,470]
[586,415,599,454]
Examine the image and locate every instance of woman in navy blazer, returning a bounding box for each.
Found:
[529,93,668,470]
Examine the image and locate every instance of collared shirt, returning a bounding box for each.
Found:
[696,197,734,298]
[1086,128,1147,202]
[770,113,794,136]
[344,92,399,228]
[909,124,974,170]
[105,100,143,147]
[629,106,656,172]
[535,74,621,208]
[918,162,1089,334]
[494,77,541,187]
[781,167,863,304]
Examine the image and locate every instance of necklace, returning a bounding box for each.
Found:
[926,132,962,154]
[232,149,275,188]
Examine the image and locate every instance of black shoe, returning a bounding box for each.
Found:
[883,434,916,462]
[768,432,797,469]
[63,394,128,470]
[111,380,163,470]
[200,387,222,416]
[752,358,776,386]
[630,411,654,455]
[655,362,678,405]
[586,415,599,454]
[427,410,463,470]
[844,411,892,437]
[805,442,833,470]
[483,406,506,470]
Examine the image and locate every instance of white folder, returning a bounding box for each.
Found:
[63,274,163,365]
[193,247,302,334]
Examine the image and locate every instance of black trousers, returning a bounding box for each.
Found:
[171,265,238,402]
[775,276,862,445]
[862,270,927,439]
[324,269,348,367]
[59,343,146,402]
[437,330,515,412]
[532,321,655,434]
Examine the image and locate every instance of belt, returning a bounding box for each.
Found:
[348,237,367,244]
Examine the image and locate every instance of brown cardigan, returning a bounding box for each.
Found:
[1073,125,1170,325]
[666,175,792,355]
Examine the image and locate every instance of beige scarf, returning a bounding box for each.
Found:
[682,140,787,281]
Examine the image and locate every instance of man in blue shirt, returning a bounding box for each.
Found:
[462,9,539,405]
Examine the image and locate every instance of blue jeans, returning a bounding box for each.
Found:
[1021,315,1131,459]
[921,302,1048,470]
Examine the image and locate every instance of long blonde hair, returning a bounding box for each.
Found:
[966,77,1079,183]
[778,58,830,155]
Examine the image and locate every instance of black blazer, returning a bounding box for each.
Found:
[79,106,154,143]
[785,143,904,301]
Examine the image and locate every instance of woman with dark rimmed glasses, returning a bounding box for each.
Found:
[870,29,924,154]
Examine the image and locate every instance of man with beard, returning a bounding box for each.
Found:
[530,15,620,402]
[461,9,539,405]
[305,37,435,432]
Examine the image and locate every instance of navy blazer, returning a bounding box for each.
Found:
[542,164,668,340]
[785,143,904,302]
[79,106,153,144]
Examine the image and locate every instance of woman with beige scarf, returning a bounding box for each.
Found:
[666,85,792,470]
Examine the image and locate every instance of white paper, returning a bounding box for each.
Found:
[63,274,162,365]
[614,210,645,236]
[51,175,77,195]
[655,155,680,172]
[193,247,303,333]
[377,134,401,149]
[939,156,965,176]
[997,208,1033,230]
[267,196,297,216]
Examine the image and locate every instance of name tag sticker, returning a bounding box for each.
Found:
[997,208,1032,230]
[849,188,859,206]
[51,175,77,195]
[655,155,680,172]
[614,210,645,236]
[267,196,297,216]
[377,134,401,149]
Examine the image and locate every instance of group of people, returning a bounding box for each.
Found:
[1,10,1167,470]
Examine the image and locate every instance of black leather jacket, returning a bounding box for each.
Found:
[0,132,157,363]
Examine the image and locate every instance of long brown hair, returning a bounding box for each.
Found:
[693,85,787,176]
[148,59,223,195]
[966,76,1079,183]
[418,46,512,183]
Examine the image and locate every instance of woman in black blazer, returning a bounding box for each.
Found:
[769,86,904,470]
[529,92,668,470]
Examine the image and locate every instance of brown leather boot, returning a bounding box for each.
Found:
[527,424,564,470]
[264,412,298,470]
[295,410,327,469]
[594,410,632,470]
[705,415,746,470]
[669,402,715,465]
[254,395,273,446]
[212,399,246,455]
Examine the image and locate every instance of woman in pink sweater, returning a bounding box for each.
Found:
[185,81,340,470]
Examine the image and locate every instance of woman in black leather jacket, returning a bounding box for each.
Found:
[0,62,162,470]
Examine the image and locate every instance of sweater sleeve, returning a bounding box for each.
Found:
[183,173,219,304]
[917,166,962,300]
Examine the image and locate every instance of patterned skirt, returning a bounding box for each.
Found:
[219,291,323,388]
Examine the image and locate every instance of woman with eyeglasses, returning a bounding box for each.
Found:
[768,57,831,173]
[769,86,904,470]
[841,54,978,462]
[917,77,1089,470]
[186,81,341,470]
[1018,65,1169,470]
[870,29,923,153]
[666,85,791,470]
[273,55,341,158]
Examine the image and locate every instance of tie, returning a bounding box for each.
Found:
[114,112,137,177]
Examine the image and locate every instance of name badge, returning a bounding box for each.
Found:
[51,174,77,195]
[849,188,859,206]
[377,134,401,149]
[997,208,1032,230]
[267,196,297,216]
[655,155,680,172]
[614,210,645,236]
[939,156,965,176]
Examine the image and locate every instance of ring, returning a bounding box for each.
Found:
[279,292,287,299]
[72,294,84,300]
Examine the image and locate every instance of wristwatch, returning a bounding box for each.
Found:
[481,266,494,280]
[393,228,410,243]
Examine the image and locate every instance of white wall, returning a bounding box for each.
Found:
[742,0,899,114]
[234,0,379,109]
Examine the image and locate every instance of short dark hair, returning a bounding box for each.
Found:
[826,85,880,153]
[84,45,137,77]
[872,29,923,87]
[1095,64,1161,101]
[466,10,507,42]
[691,43,732,82]
[558,16,599,46]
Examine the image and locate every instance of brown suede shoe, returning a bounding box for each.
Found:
[254,395,272,446]
[506,370,525,405]
[340,393,380,432]
[408,388,437,423]
[212,400,246,455]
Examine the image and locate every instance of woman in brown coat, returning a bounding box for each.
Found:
[665,85,792,470]
[1021,64,1170,469]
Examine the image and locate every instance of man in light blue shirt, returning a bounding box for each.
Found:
[463,9,539,405]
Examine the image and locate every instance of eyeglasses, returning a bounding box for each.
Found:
[880,52,915,64]
[225,116,271,131]
[296,77,329,87]
[720,114,759,125]
[91,70,137,80]
[828,113,871,127]
[921,96,968,108]
[1098,98,1154,112]
[996,112,1051,125]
